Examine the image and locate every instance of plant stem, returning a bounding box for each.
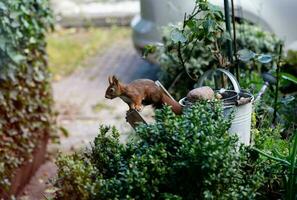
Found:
[178,10,201,81]
[288,133,297,200]
[252,148,290,166]
[186,38,199,62]
[177,13,187,70]
[168,71,184,91]
[272,44,283,124]
[177,41,186,69]
[224,0,233,66]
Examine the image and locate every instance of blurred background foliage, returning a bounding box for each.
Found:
[158,22,280,100]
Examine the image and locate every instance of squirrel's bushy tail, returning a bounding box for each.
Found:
[160,95,182,115]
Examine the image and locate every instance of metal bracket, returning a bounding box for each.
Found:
[126,109,147,130]
[155,80,175,100]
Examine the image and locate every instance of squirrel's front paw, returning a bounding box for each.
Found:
[130,104,142,112]
[134,105,143,112]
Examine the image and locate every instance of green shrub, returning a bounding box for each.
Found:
[0,0,54,191]
[159,23,280,99]
[55,101,266,199]
[55,154,97,200]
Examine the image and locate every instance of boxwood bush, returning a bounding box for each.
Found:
[0,0,54,192]
[55,101,270,199]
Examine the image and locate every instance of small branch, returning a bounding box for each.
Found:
[176,5,203,81]
[185,65,198,81]
[273,44,283,124]
[182,12,187,31]
[168,71,185,91]
[177,13,187,70]
[177,40,198,81]
[186,37,199,62]
[184,6,201,29]
[177,41,186,69]
[213,40,226,67]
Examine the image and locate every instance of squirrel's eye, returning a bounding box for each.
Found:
[110,88,115,93]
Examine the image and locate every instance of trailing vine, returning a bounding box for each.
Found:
[0,0,55,192]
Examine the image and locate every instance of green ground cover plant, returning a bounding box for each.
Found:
[254,132,297,200]
[0,0,55,193]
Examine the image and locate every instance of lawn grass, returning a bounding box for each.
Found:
[46,26,131,80]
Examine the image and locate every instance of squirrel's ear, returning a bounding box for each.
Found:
[112,75,119,85]
[108,76,113,84]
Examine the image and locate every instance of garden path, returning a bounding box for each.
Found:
[52,38,158,151]
[18,38,159,199]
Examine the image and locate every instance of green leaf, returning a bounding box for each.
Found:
[29,37,37,44]
[21,18,30,28]
[186,20,196,30]
[257,54,272,64]
[6,47,26,64]
[203,19,214,33]
[237,49,256,62]
[0,36,6,51]
[60,127,69,137]
[34,69,46,82]
[222,32,232,41]
[280,95,295,104]
[170,29,187,43]
[208,3,221,13]
[281,73,297,85]
[142,44,157,58]
[11,54,26,64]
[20,5,30,15]
[0,2,7,11]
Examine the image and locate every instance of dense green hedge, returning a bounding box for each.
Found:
[0,0,54,191]
[54,102,278,200]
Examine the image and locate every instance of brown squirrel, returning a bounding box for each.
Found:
[105,76,182,114]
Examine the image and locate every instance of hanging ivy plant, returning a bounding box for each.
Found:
[0,0,55,192]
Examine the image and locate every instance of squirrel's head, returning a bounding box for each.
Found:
[105,75,121,99]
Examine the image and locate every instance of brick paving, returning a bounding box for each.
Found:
[18,38,159,199]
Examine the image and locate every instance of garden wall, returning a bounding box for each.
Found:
[0,133,48,199]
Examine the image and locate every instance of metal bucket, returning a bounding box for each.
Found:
[223,92,254,145]
[180,68,254,145]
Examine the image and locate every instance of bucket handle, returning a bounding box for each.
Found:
[197,68,241,93]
